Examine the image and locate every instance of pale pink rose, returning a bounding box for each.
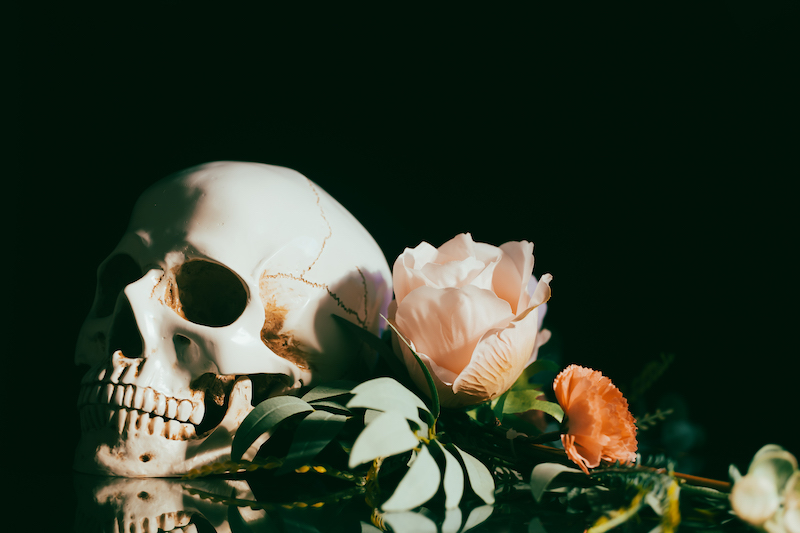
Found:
[389,233,552,408]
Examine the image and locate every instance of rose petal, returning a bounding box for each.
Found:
[394,337,466,407]
[431,234,502,291]
[528,273,553,309]
[452,303,543,402]
[395,285,514,376]
[393,241,440,304]
[526,328,552,367]
[527,275,548,331]
[436,233,479,263]
[420,256,494,291]
[493,241,534,314]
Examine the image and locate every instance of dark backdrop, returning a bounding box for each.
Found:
[12,2,797,501]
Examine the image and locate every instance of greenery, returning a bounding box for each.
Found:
[180,318,755,532]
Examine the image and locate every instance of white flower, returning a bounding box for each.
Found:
[730,445,799,532]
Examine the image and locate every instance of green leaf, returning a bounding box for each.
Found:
[511,359,560,391]
[231,396,313,462]
[491,393,506,423]
[441,508,462,533]
[501,391,564,422]
[434,440,465,509]
[381,443,440,511]
[301,379,357,403]
[383,317,440,420]
[277,410,348,475]
[449,444,495,505]
[525,358,561,377]
[529,462,583,502]
[348,410,420,468]
[381,511,438,533]
[331,313,408,378]
[304,400,351,416]
[348,377,429,428]
[462,505,494,531]
[227,505,279,533]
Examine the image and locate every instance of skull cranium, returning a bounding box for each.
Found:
[74,161,392,476]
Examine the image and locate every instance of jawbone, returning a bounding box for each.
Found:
[74,377,254,477]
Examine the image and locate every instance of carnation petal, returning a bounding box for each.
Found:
[554,365,638,473]
[395,285,514,376]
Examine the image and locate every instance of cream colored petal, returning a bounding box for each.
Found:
[392,241,440,304]
[731,474,781,526]
[748,446,798,496]
[785,472,800,533]
[527,275,548,331]
[473,241,504,264]
[492,241,534,315]
[420,256,491,290]
[394,335,466,408]
[436,233,478,263]
[525,328,551,367]
[395,285,514,376]
[528,273,553,309]
[452,303,542,401]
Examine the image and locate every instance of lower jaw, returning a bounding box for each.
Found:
[74,376,256,477]
[73,428,215,477]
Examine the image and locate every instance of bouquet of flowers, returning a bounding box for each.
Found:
[185,233,798,533]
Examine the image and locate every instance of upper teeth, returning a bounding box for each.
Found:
[78,351,206,440]
[78,382,204,424]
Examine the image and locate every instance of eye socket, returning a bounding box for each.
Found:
[95,254,142,317]
[174,260,248,327]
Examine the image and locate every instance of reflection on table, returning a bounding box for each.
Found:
[72,473,497,533]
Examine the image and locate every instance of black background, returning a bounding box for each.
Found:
[11,1,797,513]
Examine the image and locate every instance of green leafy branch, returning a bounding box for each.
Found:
[635,408,674,431]
[228,380,354,475]
[345,327,495,511]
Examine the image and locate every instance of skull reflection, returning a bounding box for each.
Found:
[74,161,392,476]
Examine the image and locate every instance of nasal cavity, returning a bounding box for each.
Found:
[108,298,144,359]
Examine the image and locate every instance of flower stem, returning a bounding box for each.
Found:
[586,492,646,533]
[527,431,563,444]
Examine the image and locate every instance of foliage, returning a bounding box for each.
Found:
[187,320,755,532]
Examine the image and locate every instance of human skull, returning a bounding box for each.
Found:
[74,161,392,476]
[75,475,250,532]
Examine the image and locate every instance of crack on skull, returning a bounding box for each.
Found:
[302,179,332,276]
[260,272,368,329]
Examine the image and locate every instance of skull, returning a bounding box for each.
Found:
[74,161,392,476]
[75,475,249,532]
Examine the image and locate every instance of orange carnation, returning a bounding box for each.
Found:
[553,364,638,474]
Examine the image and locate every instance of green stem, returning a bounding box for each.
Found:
[586,493,646,533]
[527,430,563,444]
[382,316,441,421]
